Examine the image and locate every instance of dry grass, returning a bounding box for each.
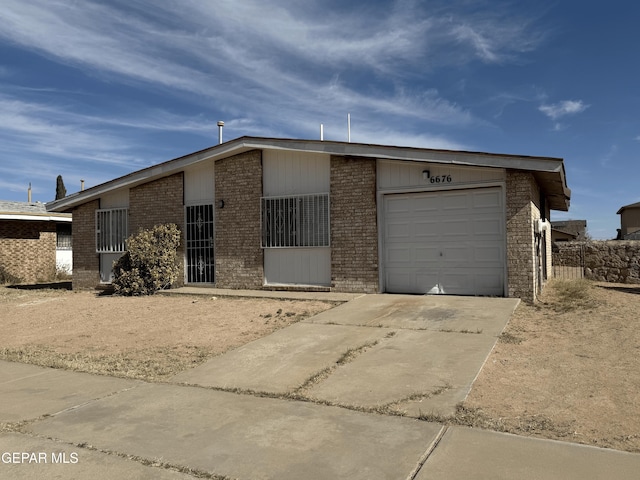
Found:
[0,286,336,381]
[465,278,640,453]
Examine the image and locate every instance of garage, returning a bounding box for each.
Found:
[383,187,505,296]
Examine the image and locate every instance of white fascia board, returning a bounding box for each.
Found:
[0,214,72,222]
[246,138,565,173]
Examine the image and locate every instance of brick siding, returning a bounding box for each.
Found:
[505,171,539,303]
[72,200,100,289]
[129,173,185,287]
[0,220,57,283]
[214,150,264,288]
[330,155,379,293]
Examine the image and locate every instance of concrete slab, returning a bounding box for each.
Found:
[305,294,519,336]
[171,322,388,392]
[417,426,640,480]
[28,383,444,480]
[0,432,194,479]
[306,329,498,416]
[161,286,361,303]
[0,361,140,422]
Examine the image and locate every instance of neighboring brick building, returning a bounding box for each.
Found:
[47,137,571,302]
[0,201,72,284]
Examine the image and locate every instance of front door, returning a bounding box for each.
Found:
[185,204,215,283]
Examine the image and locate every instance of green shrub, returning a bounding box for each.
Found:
[112,224,181,296]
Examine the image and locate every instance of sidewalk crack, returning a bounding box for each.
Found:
[406,425,448,480]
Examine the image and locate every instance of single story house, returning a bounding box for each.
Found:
[617,201,640,240]
[0,200,72,283]
[551,220,587,242]
[46,137,570,302]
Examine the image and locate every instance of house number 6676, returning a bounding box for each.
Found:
[430,175,452,184]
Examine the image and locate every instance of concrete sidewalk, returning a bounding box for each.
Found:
[2,360,640,479]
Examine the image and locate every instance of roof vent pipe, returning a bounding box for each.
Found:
[320,123,324,141]
[217,121,224,145]
[28,183,32,203]
[347,113,351,143]
[81,179,85,191]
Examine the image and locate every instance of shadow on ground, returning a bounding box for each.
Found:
[8,281,72,291]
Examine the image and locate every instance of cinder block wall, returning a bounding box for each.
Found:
[506,171,537,303]
[330,155,379,293]
[72,200,100,289]
[214,150,264,288]
[129,173,185,287]
[0,220,56,284]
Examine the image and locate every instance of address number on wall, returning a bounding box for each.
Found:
[429,174,452,184]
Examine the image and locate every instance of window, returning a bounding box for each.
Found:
[56,223,72,250]
[261,193,329,248]
[96,208,129,253]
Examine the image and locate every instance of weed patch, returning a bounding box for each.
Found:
[547,279,599,312]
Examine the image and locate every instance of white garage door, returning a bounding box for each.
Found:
[383,187,505,296]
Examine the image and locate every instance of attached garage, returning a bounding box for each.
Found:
[383,187,505,296]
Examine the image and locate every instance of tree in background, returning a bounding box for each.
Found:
[55,175,67,200]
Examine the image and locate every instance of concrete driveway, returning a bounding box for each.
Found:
[171,294,520,416]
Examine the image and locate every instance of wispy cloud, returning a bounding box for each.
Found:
[0,0,544,142]
[539,100,588,120]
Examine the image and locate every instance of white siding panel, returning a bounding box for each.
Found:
[100,253,123,283]
[378,160,505,191]
[100,189,129,208]
[264,248,331,286]
[263,150,330,196]
[184,161,215,205]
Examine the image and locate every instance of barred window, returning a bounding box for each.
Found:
[261,194,329,248]
[56,223,72,250]
[96,208,129,253]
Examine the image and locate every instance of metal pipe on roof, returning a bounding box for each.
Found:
[217,121,225,144]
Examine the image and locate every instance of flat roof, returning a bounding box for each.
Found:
[0,200,71,222]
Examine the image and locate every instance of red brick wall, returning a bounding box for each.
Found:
[72,200,100,289]
[129,173,185,287]
[330,156,379,293]
[0,220,56,284]
[214,150,264,288]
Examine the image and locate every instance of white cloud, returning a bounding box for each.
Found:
[0,0,542,134]
[539,100,589,120]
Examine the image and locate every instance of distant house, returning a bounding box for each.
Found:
[617,202,640,240]
[551,220,587,242]
[0,201,72,283]
[47,137,571,303]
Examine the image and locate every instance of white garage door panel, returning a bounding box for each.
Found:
[384,188,505,296]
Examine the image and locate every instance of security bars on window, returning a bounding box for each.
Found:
[261,193,329,248]
[96,208,129,253]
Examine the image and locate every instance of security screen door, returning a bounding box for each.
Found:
[186,204,215,283]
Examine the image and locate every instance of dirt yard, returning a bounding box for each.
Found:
[1,280,639,454]
[464,279,640,453]
[0,285,336,381]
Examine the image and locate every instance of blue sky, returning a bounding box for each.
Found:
[0,0,637,239]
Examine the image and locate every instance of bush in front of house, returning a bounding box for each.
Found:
[113,223,181,296]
